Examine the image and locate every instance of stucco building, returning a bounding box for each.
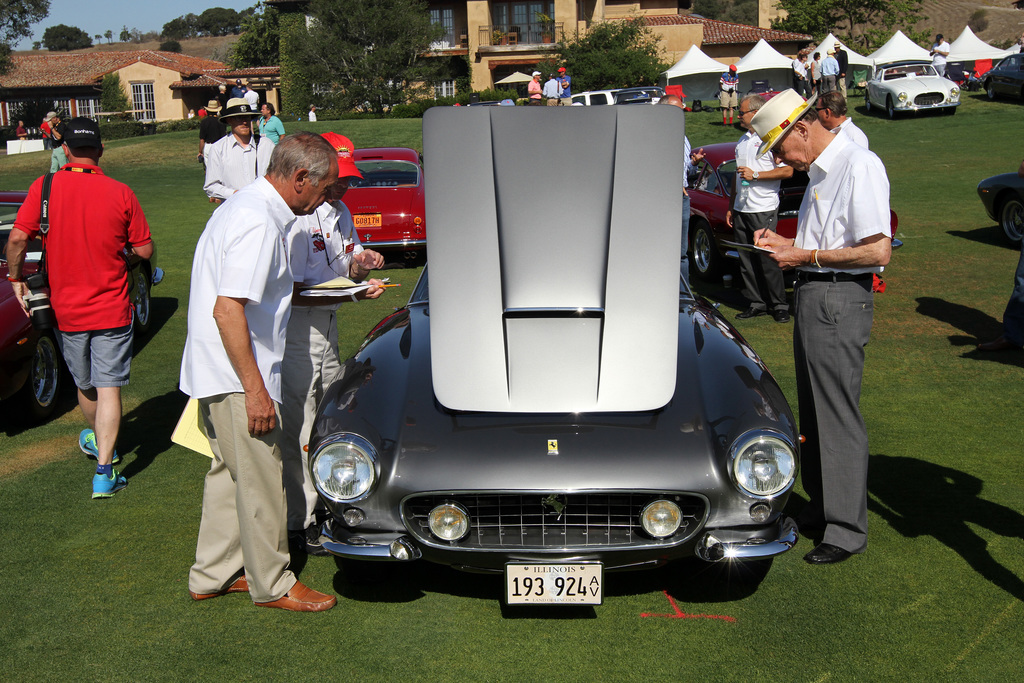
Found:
[0,51,281,125]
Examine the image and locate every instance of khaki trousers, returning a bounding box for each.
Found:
[189,393,295,602]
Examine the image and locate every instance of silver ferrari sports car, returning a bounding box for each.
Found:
[307,106,800,605]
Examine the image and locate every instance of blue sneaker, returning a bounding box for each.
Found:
[92,470,127,499]
[79,429,121,465]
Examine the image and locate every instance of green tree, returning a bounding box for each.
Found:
[100,72,131,113]
[160,40,182,53]
[229,2,279,68]
[119,25,130,42]
[294,0,445,115]
[104,29,112,43]
[42,23,92,50]
[0,0,50,74]
[556,17,668,92]
[772,0,929,51]
[162,16,198,41]
[197,7,243,37]
[692,0,757,26]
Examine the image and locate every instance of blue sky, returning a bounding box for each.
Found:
[16,0,256,50]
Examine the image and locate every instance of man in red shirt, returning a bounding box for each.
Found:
[6,118,154,499]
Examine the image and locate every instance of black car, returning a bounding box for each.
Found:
[306,106,799,605]
[984,53,1024,102]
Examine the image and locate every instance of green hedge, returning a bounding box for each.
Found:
[389,89,521,118]
[98,120,147,141]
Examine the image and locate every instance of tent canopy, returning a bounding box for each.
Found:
[948,26,1015,62]
[734,39,793,94]
[867,30,931,66]
[811,33,873,67]
[495,71,533,84]
[659,45,730,100]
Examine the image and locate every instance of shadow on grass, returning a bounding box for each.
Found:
[119,389,188,478]
[915,297,1024,368]
[131,296,178,356]
[869,454,1024,602]
[947,225,1017,250]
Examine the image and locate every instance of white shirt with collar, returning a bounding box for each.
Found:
[833,117,869,149]
[244,89,259,109]
[203,132,274,200]
[734,129,784,213]
[289,200,365,289]
[180,177,298,402]
[932,40,950,68]
[792,59,807,78]
[795,133,890,275]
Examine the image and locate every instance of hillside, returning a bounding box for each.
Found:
[13,34,241,64]
[919,0,1022,48]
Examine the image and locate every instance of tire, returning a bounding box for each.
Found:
[886,96,896,119]
[689,219,721,282]
[18,332,63,421]
[985,80,995,100]
[942,107,956,116]
[999,195,1024,245]
[864,93,872,113]
[132,265,152,334]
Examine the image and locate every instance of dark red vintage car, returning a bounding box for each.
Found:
[687,141,899,281]
[342,147,426,264]
[1,191,159,421]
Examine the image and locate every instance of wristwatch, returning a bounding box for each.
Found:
[752,170,760,180]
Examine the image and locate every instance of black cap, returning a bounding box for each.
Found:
[62,118,102,148]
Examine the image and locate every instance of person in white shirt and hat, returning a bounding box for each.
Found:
[749,89,892,566]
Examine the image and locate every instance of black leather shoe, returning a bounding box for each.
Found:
[804,543,853,564]
[736,307,767,319]
[772,309,791,323]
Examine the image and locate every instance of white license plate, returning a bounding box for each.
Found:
[505,563,603,605]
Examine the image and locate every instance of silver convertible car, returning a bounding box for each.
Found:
[306,107,799,605]
[865,61,960,118]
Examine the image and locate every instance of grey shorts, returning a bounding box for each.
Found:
[57,323,134,390]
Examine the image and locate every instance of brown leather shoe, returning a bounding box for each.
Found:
[977,335,1019,352]
[189,575,249,601]
[255,581,336,612]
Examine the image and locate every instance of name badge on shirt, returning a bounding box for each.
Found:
[345,243,355,254]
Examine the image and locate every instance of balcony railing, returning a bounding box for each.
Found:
[429,28,470,50]
[478,23,563,48]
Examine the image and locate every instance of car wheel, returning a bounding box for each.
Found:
[689,220,721,282]
[133,265,152,334]
[886,96,896,119]
[985,81,995,100]
[864,94,872,112]
[999,195,1024,245]
[18,332,63,421]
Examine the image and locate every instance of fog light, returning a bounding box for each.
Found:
[428,503,469,541]
[343,508,365,526]
[749,502,771,523]
[641,500,682,538]
[390,538,413,560]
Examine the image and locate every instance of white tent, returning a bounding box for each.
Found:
[947,26,1016,62]
[867,31,931,66]
[812,33,873,67]
[659,45,730,101]
[734,39,794,93]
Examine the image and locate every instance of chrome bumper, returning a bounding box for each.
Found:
[358,238,426,250]
[320,522,422,562]
[694,516,798,562]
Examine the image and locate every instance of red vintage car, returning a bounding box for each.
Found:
[342,147,426,264]
[687,141,899,281]
[1,191,159,421]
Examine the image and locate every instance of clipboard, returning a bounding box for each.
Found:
[171,397,215,458]
[720,239,775,254]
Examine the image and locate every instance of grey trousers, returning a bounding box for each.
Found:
[189,393,296,602]
[793,278,874,553]
[733,210,788,312]
[281,306,342,531]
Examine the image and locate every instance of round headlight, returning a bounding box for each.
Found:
[897,92,908,103]
[641,500,682,538]
[730,431,796,498]
[311,434,377,502]
[428,503,469,541]
[949,87,960,99]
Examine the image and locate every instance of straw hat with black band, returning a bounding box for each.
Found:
[204,98,222,114]
[220,98,257,122]
[748,89,817,158]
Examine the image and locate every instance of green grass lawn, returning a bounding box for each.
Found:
[2,96,1023,681]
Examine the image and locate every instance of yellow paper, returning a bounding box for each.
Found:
[306,275,359,289]
[171,397,215,458]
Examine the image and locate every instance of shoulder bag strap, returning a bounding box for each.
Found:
[37,172,56,274]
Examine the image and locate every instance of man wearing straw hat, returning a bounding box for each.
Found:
[749,89,892,565]
[204,98,273,201]
[197,98,226,167]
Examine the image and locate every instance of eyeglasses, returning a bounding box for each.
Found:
[739,109,754,116]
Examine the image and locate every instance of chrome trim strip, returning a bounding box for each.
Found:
[358,239,426,249]
[695,517,798,561]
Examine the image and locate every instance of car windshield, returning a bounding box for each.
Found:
[882,64,936,80]
[350,160,420,188]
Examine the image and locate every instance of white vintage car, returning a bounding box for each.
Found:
[865,61,960,118]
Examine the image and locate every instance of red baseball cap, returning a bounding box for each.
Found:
[558,67,566,72]
[321,132,363,179]
[729,64,737,72]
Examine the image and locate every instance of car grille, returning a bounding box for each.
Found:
[403,492,706,549]
[914,93,944,106]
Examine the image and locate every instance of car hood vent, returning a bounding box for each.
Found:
[423,106,684,413]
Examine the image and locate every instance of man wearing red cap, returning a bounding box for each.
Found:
[281,132,386,555]
[558,67,571,105]
[719,64,739,125]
